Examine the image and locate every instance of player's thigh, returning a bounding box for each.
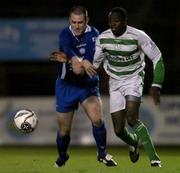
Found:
[110,90,126,113]
[81,96,103,124]
[57,111,74,135]
[123,74,143,97]
[124,74,142,121]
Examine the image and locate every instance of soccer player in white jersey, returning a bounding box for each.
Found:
[83,7,165,167]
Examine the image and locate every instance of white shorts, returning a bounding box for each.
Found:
[109,75,143,113]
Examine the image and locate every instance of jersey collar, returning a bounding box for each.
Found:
[69,25,91,36]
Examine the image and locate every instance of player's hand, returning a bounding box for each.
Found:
[149,86,161,105]
[82,60,97,78]
[49,51,68,62]
[71,56,84,75]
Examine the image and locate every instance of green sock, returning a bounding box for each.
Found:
[133,121,160,161]
[117,127,137,146]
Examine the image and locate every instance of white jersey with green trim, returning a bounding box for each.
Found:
[93,25,163,83]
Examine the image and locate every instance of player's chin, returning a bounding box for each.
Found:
[111,30,119,36]
[74,30,84,36]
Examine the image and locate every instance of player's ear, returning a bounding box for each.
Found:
[86,16,89,24]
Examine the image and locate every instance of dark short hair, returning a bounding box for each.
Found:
[69,5,88,19]
[109,7,127,21]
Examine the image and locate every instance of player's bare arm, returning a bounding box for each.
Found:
[49,51,68,62]
[49,51,84,75]
[71,56,84,75]
[149,86,161,105]
[49,51,96,77]
[82,59,97,78]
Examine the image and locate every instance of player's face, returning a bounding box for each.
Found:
[108,13,126,37]
[70,13,88,36]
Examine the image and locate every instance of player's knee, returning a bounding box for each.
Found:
[126,109,138,127]
[127,116,138,127]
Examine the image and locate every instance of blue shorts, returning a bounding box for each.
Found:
[55,78,100,113]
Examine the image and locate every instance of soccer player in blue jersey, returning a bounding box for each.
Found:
[49,6,117,167]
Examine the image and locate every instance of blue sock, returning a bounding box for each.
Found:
[56,132,70,160]
[92,123,107,158]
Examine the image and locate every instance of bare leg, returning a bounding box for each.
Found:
[55,111,74,166]
[126,100,160,162]
[111,109,137,146]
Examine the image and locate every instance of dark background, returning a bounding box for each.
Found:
[0,0,179,96]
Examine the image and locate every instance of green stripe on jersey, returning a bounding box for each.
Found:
[100,38,138,45]
[107,65,142,76]
[108,57,141,67]
[105,48,138,56]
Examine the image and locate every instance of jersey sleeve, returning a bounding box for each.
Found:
[59,29,76,59]
[83,27,100,63]
[93,36,105,69]
[138,32,165,87]
[151,56,165,88]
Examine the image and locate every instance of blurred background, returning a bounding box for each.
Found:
[0,0,180,146]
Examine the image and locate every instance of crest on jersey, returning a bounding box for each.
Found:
[79,48,86,54]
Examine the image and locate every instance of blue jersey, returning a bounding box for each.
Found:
[57,25,99,87]
[55,25,100,112]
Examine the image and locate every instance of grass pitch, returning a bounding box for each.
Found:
[0,146,179,173]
